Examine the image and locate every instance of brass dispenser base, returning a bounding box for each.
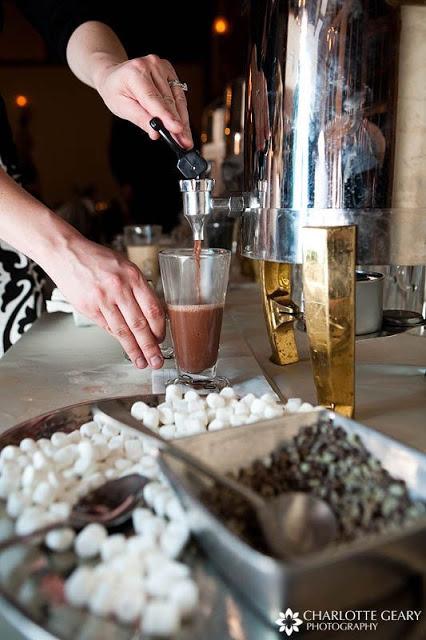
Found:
[302,226,356,418]
[259,261,299,366]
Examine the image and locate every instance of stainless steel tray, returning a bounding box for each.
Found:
[0,396,275,640]
[160,409,426,625]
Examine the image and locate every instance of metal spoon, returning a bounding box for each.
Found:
[95,400,338,559]
[0,474,147,552]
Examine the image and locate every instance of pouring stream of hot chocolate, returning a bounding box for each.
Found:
[194,239,202,303]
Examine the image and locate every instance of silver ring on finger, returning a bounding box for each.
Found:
[168,79,188,91]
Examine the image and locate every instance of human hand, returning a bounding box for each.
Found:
[95,54,193,148]
[47,237,165,369]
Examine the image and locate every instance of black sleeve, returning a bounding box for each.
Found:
[15,0,115,60]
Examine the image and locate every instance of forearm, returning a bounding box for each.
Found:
[66,21,128,91]
[0,169,81,272]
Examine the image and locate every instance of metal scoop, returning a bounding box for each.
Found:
[95,400,338,559]
[0,474,147,552]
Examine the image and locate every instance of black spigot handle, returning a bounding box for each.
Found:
[150,117,185,158]
[149,117,208,180]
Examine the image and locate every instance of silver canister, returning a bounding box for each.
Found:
[355,272,384,335]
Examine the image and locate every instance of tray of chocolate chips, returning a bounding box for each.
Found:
[159,409,426,625]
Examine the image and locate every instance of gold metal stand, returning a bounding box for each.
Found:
[302,226,356,418]
[259,261,299,366]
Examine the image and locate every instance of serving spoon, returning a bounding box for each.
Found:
[0,474,147,552]
[95,399,338,559]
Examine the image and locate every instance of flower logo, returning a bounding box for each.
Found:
[275,608,303,636]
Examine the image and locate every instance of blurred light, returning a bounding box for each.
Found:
[15,95,28,108]
[213,16,230,35]
[224,127,231,136]
[95,201,108,213]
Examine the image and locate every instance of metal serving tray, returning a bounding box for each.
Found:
[160,409,426,625]
[0,396,273,640]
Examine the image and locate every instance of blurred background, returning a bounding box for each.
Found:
[0,0,248,238]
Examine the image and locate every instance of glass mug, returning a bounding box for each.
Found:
[159,248,231,384]
[124,225,162,287]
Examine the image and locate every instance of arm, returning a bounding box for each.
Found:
[0,169,165,369]
[66,21,192,148]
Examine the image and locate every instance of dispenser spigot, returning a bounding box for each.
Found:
[179,178,215,241]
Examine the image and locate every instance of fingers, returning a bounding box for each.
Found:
[101,294,164,369]
[101,303,147,368]
[162,61,193,148]
[118,98,161,140]
[129,67,183,135]
[132,281,166,343]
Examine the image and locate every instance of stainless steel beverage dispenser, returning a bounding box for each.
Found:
[239,0,426,416]
[175,0,426,416]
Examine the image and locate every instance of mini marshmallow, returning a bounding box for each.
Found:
[105,468,119,480]
[124,438,143,462]
[220,386,237,400]
[79,421,100,438]
[139,455,159,479]
[158,405,174,426]
[165,384,183,403]
[208,419,226,432]
[65,567,95,607]
[261,392,278,405]
[142,600,181,637]
[264,405,284,419]
[19,438,37,454]
[215,407,233,423]
[182,418,205,436]
[114,588,146,624]
[187,399,205,413]
[234,401,250,417]
[45,528,75,552]
[0,445,20,461]
[250,398,266,416]
[159,425,176,440]
[37,440,54,458]
[170,579,199,617]
[230,415,246,427]
[133,507,155,534]
[165,497,185,522]
[130,401,150,420]
[138,516,166,539]
[143,408,160,431]
[284,397,302,412]
[73,441,94,475]
[191,410,208,427]
[89,580,115,616]
[6,492,29,519]
[184,389,200,403]
[152,489,173,518]
[66,430,81,444]
[245,414,260,424]
[114,458,132,471]
[100,534,127,562]
[33,451,49,471]
[53,444,77,469]
[102,422,121,438]
[0,476,18,499]
[16,455,29,469]
[15,508,51,536]
[160,521,190,559]
[108,434,124,451]
[145,572,177,598]
[240,393,256,409]
[172,398,189,413]
[49,501,71,520]
[74,523,107,559]
[206,393,226,409]
[143,482,163,507]
[174,413,188,431]
[33,481,55,507]
[298,402,314,412]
